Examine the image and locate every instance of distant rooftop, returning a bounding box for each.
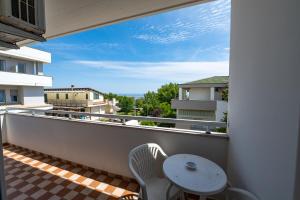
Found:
[182,76,229,85]
[45,87,103,94]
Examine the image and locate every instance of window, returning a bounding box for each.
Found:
[0,90,6,103]
[10,89,18,103]
[17,63,26,73]
[12,0,36,25]
[44,94,48,102]
[6,64,17,72]
[11,0,20,18]
[0,60,5,71]
[86,94,88,100]
[65,94,68,99]
[56,94,59,99]
[27,0,36,25]
[94,92,99,100]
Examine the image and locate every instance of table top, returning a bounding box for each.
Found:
[163,154,227,196]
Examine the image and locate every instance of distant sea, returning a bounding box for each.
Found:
[119,93,144,99]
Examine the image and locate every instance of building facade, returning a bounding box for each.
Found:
[171,76,228,130]
[0,47,52,110]
[44,88,119,119]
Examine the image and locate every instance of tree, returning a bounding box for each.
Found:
[141,91,160,116]
[135,98,144,109]
[104,92,118,100]
[159,102,176,118]
[157,83,179,104]
[140,83,178,118]
[117,96,134,114]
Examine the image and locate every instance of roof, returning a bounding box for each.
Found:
[44,87,104,94]
[181,76,229,85]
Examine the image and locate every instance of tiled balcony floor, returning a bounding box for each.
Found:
[3,144,139,200]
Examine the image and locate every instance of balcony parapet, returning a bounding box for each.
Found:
[171,99,217,111]
[0,71,52,87]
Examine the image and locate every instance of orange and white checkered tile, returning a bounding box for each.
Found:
[3,144,139,200]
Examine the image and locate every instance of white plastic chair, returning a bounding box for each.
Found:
[225,187,259,200]
[119,194,140,200]
[128,143,181,200]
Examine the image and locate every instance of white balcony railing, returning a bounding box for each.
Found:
[0,71,52,87]
[0,109,228,179]
[5,108,227,132]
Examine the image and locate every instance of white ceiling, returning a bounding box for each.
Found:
[43,0,209,39]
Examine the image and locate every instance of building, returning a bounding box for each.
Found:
[172,76,228,129]
[0,47,52,110]
[0,1,299,200]
[44,87,119,118]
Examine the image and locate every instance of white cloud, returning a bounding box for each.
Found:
[73,60,229,82]
[133,0,231,44]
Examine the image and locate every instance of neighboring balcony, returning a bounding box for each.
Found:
[0,71,52,87]
[171,99,217,111]
[47,99,106,107]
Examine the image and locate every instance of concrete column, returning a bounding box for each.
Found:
[228,0,300,199]
[4,88,10,104]
[210,87,215,100]
[179,88,183,100]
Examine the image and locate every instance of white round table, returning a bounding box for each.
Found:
[163,154,227,200]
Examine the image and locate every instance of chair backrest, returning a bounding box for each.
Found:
[119,194,140,200]
[226,187,259,200]
[129,143,167,182]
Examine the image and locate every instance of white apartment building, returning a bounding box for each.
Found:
[172,76,228,129]
[0,47,52,110]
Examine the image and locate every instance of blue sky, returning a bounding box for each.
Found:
[32,0,231,94]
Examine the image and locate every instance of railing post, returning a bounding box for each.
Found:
[205,126,211,134]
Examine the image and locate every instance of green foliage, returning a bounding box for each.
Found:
[135,98,144,108]
[140,121,157,126]
[222,88,228,101]
[157,83,179,104]
[159,102,176,118]
[222,112,228,123]
[141,91,160,116]
[117,96,135,114]
[104,92,118,100]
[139,83,178,118]
[104,83,178,118]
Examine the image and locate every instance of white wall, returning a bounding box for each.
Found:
[0,71,52,87]
[0,47,51,64]
[20,86,45,106]
[216,101,227,122]
[189,87,211,100]
[228,0,300,199]
[295,113,300,199]
[4,113,229,178]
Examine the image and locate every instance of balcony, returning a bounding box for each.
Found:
[0,71,52,87]
[0,109,228,199]
[47,99,106,108]
[171,99,217,111]
[3,144,139,200]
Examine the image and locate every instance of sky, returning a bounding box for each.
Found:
[32,0,231,94]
